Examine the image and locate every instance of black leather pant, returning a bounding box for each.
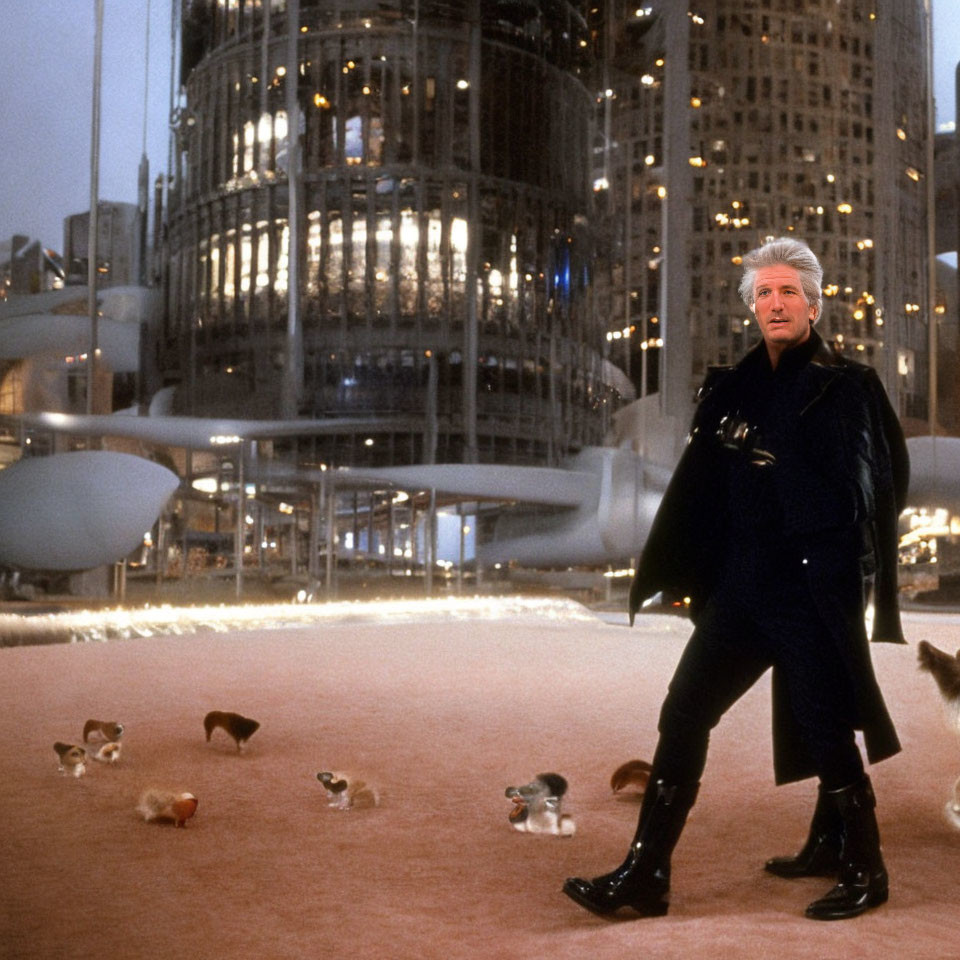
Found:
[651,592,864,790]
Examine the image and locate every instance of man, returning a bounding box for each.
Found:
[563,237,909,921]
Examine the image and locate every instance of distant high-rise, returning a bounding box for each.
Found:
[63,202,141,288]
[159,0,631,468]
[592,0,933,430]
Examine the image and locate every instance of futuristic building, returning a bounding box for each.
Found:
[158,0,632,470]
[591,0,935,430]
[63,202,142,288]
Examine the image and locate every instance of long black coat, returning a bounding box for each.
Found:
[629,331,910,783]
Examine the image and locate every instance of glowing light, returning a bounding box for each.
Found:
[689,156,705,167]
[644,154,656,165]
[656,186,667,199]
[0,598,599,645]
[905,167,922,182]
[641,74,655,86]
[191,478,219,494]
[836,203,853,214]
[690,97,702,108]
[896,127,907,141]
[456,79,470,90]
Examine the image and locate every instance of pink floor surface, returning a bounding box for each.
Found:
[2,604,959,960]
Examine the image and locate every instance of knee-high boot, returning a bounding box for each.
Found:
[805,776,889,920]
[562,779,699,917]
[765,782,843,878]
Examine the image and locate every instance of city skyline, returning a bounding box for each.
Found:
[0,0,958,251]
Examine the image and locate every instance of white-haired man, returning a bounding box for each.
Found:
[563,237,908,922]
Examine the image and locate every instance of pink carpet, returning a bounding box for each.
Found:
[1,603,959,959]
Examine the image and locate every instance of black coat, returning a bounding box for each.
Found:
[629,330,910,783]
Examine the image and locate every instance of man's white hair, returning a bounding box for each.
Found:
[738,237,823,323]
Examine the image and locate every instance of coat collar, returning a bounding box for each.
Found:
[730,328,844,414]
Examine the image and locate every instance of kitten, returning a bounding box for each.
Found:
[83,720,124,742]
[918,640,960,736]
[610,759,653,795]
[203,711,260,751]
[91,741,122,763]
[917,640,960,829]
[505,772,575,836]
[316,771,380,810]
[137,789,198,827]
[53,742,86,778]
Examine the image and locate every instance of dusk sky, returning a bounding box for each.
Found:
[1,1,959,252]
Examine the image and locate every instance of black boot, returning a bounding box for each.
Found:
[805,776,889,921]
[765,783,843,878]
[562,779,699,917]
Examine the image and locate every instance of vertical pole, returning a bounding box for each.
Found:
[368,492,376,563]
[462,0,481,465]
[659,4,693,447]
[457,502,465,595]
[352,491,360,565]
[623,126,632,381]
[283,0,303,417]
[326,481,336,599]
[87,0,104,420]
[155,511,166,585]
[925,0,938,435]
[425,487,436,596]
[289,508,298,576]
[235,442,245,599]
[308,483,320,582]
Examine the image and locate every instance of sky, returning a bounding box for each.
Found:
[0,1,959,252]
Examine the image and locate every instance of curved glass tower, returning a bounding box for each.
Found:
[161,0,630,468]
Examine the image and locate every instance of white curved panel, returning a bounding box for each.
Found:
[0,452,179,570]
[15,412,423,449]
[341,462,597,506]
[905,437,960,512]
[0,315,140,371]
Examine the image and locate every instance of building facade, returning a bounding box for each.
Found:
[63,202,142,288]
[592,0,934,430]
[159,0,631,468]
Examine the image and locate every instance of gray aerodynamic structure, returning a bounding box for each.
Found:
[0,405,947,575]
[0,451,179,570]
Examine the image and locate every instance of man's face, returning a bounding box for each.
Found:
[751,264,816,356]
